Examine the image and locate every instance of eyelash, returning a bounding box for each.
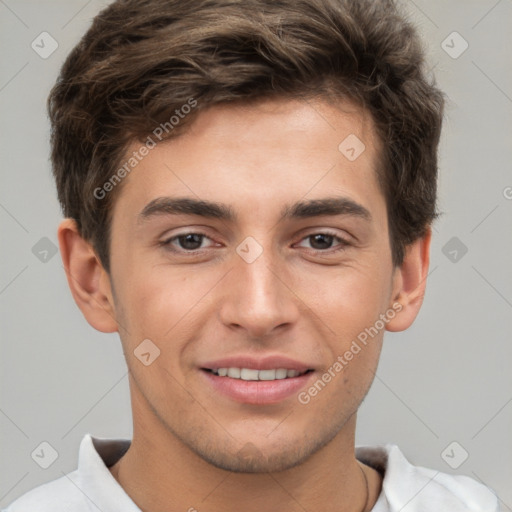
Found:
[159,230,351,256]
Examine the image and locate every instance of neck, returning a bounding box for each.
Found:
[109,379,382,512]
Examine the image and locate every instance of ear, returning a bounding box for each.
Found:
[57,218,118,333]
[386,228,431,332]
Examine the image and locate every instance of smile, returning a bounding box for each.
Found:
[205,367,312,381]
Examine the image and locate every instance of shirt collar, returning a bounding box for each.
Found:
[77,435,498,512]
[77,434,141,512]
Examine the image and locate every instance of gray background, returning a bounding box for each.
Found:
[1,0,511,508]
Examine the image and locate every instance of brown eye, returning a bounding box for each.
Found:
[308,233,335,250]
[295,231,350,254]
[161,232,213,252]
[175,233,205,250]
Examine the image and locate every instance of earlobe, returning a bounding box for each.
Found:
[57,218,118,333]
[386,228,432,332]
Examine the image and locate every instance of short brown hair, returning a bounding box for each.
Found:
[48,0,444,272]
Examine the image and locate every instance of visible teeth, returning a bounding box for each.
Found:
[227,367,241,378]
[211,367,308,381]
[258,369,276,381]
[240,368,259,381]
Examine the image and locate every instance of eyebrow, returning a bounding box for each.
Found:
[137,196,371,224]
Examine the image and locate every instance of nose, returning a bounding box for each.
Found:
[218,245,301,339]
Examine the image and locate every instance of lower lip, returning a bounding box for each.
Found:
[201,370,315,405]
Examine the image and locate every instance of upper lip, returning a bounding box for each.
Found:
[200,355,313,372]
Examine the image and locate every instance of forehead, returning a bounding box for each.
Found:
[112,97,384,222]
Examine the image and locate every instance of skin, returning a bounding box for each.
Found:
[58,98,431,512]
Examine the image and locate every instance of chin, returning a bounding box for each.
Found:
[198,443,313,473]
[180,426,339,474]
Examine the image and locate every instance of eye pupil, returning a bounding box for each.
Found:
[310,234,333,250]
[179,233,203,250]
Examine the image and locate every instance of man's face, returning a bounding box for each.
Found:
[107,98,400,472]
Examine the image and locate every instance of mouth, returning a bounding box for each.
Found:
[199,361,315,404]
[202,367,313,380]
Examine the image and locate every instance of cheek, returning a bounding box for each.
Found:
[116,265,220,341]
[312,265,391,333]
[310,272,387,400]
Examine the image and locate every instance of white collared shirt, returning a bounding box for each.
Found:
[3,434,499,511]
